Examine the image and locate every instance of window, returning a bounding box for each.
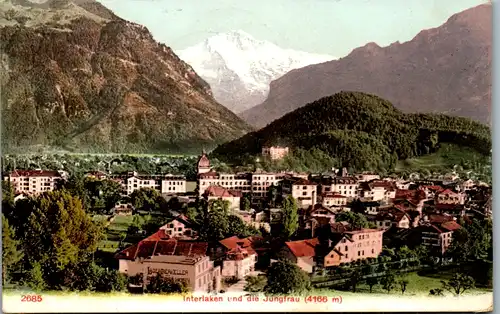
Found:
[302,192,307,196]
[345,246,348,251]
[346,254,348,258]
[358,251,360,256]
[372,249,374,254]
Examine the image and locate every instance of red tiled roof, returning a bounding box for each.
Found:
[197,153,210,168]
[308,204,335,215]
[438,189,457,195]
[428,214,454,224]
[421,185,444,192]
[10,170,61,177]
[116,238,208,260]
[219,236,260,255]
[204,185,241,198]
[440,221,461,232]
[285,238,319,257]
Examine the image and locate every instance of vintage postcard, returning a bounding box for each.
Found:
[0,0,493,312]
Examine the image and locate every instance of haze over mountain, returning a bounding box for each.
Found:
[177,30,334,113]
[241,4,492,129]
[0,0,252,154]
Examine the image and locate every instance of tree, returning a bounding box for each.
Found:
[241,196,251,212]
[244,275,267,292]
[146,275,190,294]
[130,188,164,212]
[441,273,475,296]
[380,272,396,293]
[18,190,104,288]
[396,276,409,294]
[25,262,46,291]
[350,270,361,292]
[335,211,370,230]
[266,184,278,208]
[366,277,378,293]
[200,199,230,242]
[429,288,444,296]
[227,215,246,237]
[280,195,299,239]
[265,260,310,294]
[2,215,24,285]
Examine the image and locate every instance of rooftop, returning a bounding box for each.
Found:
[285,238,319,257]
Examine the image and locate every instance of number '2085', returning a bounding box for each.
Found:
[21,294,43,302]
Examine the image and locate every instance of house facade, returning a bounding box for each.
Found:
[262,146,290,160]
[219,236,259,279]
[281,238,320,273]
[203,185,242,212]
[115,233,221,292]
[160,215,198,239]
[281,178,318,208]
[4,170,63,195]
[321,176,359,199]
[323,229,384,267]
[321,192,348,207]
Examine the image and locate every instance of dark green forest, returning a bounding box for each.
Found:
[212,91,491,173]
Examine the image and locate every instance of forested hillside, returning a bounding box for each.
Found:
[212,91,491,172]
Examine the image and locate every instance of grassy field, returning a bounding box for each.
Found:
[314,270,492,297]
[396,143,490,172]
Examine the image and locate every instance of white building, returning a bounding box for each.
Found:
[321,176,359,199]
[4,170,63,195]
[262,146,290,160]
[115,231,221,292]
[281,177,318,209]
[116,172,186,195]
[219,236,259,280]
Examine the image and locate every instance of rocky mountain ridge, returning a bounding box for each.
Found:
[241,4,492,128]
[0,0,252,154]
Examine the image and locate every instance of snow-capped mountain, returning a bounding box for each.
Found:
[177,30,335,113]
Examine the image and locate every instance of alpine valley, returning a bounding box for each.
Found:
[177,30,335,114]
[240,4,492,129]
[0,0,252,154]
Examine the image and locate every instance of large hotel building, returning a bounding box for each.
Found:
[196,151,307,204]
[115,229,221,292]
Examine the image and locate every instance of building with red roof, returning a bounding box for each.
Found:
[280,238,320,273]
[197,150,211,174]
[203,185,242,212]
[435,189,465,205]
[159,214,198,239]
[218,236,261,279]
[4,169,63,195]
[416,220,462,256]
[115,232,221,292]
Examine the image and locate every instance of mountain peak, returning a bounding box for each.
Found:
[177,31,335,113]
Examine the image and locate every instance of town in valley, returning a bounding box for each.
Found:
[1,145,493,298]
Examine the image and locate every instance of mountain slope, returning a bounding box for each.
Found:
[213,91,491,172]
[177,30,334,113]
[241,4,492,128]
[0,0,252,154]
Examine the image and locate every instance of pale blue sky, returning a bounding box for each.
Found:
[98,0,487,57]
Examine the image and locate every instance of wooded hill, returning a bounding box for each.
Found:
[212,91,491,172]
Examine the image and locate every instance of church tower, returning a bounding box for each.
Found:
[197,149,211,174]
